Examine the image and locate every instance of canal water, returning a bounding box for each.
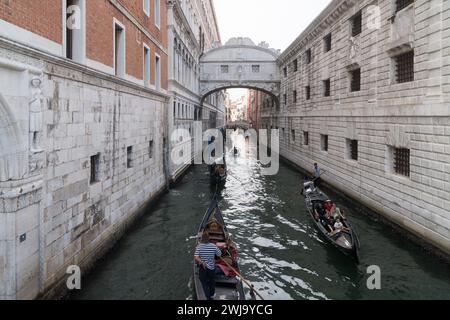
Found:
[71,138,450,300]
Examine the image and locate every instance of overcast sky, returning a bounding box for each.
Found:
[213,0,333,51]
[213,0,333,100]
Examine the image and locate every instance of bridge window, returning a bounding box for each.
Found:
[324,33,332,52]
[394,50,414,83]
[252,65,260,73]
[351,11,362,37]
[221,65,229,73]
[323,79,331,97]
[305,86,311,100]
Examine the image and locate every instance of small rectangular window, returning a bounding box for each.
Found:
[90,153,100,184]
[324,33,332,52]
[127,146,133,168]
[284,94,287,105]
[114,22,125,77]
[352,11,362,37]
[347,139,358,161]
[324,79,331,97]
[155,55,161,90]
[321,135,329,152]
[221,65,229,73]
[396,0,414,13]
[293,59,298,72]
[303,131,309,146]
[293,90,297,103]
[143,0,150,16]
[292,130,296,141]
[350,68,361,92]
[143,45,150,87]
[395,51,414,83]
[283,67,287,77]
[394,147,410,177]
[154,0,161,27]
[305,49,312,64]
[149,140,154,159]
[305,86,311,100]
[252,65,260,73]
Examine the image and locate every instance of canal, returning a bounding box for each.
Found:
[71,140,450,300]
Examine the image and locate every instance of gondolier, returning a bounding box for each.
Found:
[194,232,222,300]
[313,163,322,188]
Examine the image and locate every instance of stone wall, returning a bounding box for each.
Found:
[0,38,168,299]
[264,0,450,255]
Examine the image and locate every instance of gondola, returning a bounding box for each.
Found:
[302,180,360,262]
[209,157,227,185]
[193,199,247,300]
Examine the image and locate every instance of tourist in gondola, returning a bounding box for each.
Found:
[329,218,350,236]
[194,232,222,300]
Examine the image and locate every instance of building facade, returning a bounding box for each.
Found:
[0,0,169,299]
[166,0,226,182]
[262,0,450,255]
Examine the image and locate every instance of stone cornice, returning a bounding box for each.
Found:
[0,37,169,101]
[279,0,356,63]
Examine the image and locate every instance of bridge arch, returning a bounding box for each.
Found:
[200,38,281,103]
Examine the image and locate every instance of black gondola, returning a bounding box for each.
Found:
[302,180,360,262]
[193,199,247,300]
[209,157,227,185]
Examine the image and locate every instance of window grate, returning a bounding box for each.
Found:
[293,90,297,103]
[321,135,329,152]
[90,154,100,184]
[351,68,361,92]
[305,49,312,64]
[303,132,309,146]
[350,140,358,161]
[396,0,414,13]
[306,86,311,100]
[324,79,331,97]
[394,148,410,177]
[324,33,332,52]
[221,65,229,73]
[395,51,414,83]
[352,11,362,36]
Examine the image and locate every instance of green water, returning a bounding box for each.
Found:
[71,144,450,300]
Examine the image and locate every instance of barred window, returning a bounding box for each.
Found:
[127,146,133,168]
[293,90,297,103]
[395,51,414,83]
[347,139,358,161]
[394,148,410,177]
[305,49,312,64]
[293,59,298,72]
[321,135,329,152]
[303,131,309,146]
[252,65,260,73]
[324,33,332,52]
[352,11,362,37]
[323,79,331,97]
[305,86,311,100]
[396,0,414,13]
[90,154,100,184]
[292,130,296,141]
[284,94,287,105]
[350,68,361,92]
[149,140,154,159]
[220,65,229,73]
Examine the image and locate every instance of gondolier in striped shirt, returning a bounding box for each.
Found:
[195,232,222,300]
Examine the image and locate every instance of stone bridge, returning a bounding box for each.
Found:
[200,38,281,103]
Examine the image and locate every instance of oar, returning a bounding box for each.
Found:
[219,257,264,301]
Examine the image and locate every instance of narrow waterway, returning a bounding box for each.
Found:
[71,139,450,300]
